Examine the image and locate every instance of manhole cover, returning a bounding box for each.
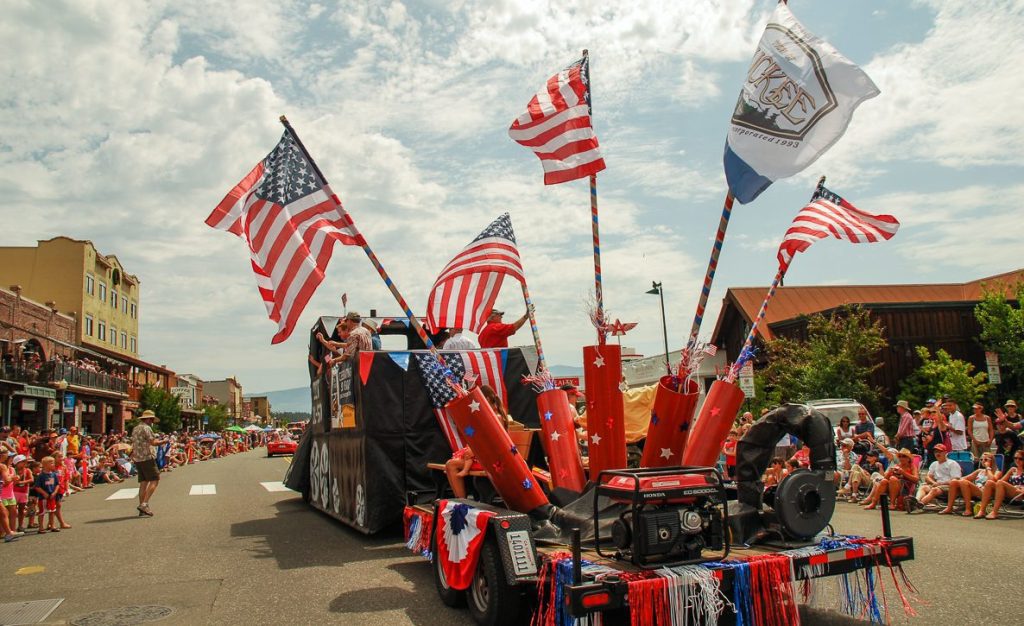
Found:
[70,605,174,626]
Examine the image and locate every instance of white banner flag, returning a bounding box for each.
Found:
[724,3,880,204]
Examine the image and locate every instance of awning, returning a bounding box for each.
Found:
[16,385,56,400]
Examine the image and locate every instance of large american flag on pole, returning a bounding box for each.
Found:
[509,57,606,185]
[777,184,900,270]
[426,214,524,334]
[414,350,508,452]
[206,131,364,344]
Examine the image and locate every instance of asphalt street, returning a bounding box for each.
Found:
[1,451,1020,625]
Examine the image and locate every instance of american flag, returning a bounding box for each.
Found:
[509,57,606,185]
[777,185,900,271]
[427,214,524,334]
[414,350,508,452]
[206,131,364,344]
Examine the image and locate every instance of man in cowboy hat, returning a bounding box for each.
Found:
[131,410,168,516]
[894,400,918,452]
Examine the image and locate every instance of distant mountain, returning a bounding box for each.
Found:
[253,386,311,414]
[254,363,582,413]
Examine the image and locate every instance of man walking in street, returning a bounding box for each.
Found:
[131,410,167,517]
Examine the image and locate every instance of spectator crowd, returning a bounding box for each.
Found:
[0,423,278,543]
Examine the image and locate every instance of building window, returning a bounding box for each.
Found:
[99,283,106,301]
[122,296,128,313]
[85,274,95,295]
[110,325,117,345]
[120,331,127,348]
[98,322,106,342]
[130,302,137,319]
[111,289,118,308]
[85,315,94,336]
[130,336,137,353]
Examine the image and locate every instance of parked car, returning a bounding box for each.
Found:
[267,436,298,457]
[805,398,886,440]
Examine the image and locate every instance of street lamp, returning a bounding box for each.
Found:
[646,281,670,372]
[55,378,68,430]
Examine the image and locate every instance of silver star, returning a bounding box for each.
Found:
[591,433,602,445]
[550,431,561,442]
[660,448,673,459]
[593,355,605,368]
[468,399,481,412]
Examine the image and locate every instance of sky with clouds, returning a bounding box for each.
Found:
[2,0,1022,393]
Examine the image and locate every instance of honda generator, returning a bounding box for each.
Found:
[594,467,729,568]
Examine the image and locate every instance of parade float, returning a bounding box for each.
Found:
[208,3,920,623]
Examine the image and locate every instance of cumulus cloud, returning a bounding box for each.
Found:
[1,0,1020,392]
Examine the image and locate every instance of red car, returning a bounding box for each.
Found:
[267,436,297,457]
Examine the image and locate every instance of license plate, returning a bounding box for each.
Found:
[505,530,537,576]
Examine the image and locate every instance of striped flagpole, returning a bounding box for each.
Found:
[521,282,547,374]
[725,264,785,383]
[583,49,607,345]
[279,117,458,386]
[681,191,735,370]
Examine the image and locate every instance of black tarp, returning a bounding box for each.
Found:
[301,329,540,533]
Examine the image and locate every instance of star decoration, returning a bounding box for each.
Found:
[605,418,614,430]
[491,461,503,474]
[543,411,553,421]
[509,444,518,455]
[464,425,476,437]
[469,399,481,412]
[522,478,533,490]
[651,411,660,426]
[660,448,673,459]
[679,421,690,432]
[558,469,569,479]
[591,433,602,445]
[593,355,605,368]
[710,406,721,417]
[550,431,561,442]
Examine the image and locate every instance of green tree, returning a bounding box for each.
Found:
[898,346,992,410]
[140,384,182,432]
[202,403,229,432]
[759,305,888,414]
[974,281,1024,401]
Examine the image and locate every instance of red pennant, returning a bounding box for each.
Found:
[358,352,375,385]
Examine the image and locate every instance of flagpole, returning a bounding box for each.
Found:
[521,282,547,375]
[679,190,735,377]
[725,264,785,383]
[279,116,457,382]
[725,176,821,382]
[583,49,607,345]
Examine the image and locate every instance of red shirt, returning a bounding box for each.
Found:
[478,321,515,348]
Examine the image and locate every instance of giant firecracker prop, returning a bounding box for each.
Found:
[536,389,587,493]
[681,380,746,468]
[583,344,627,476]
[640,377,700,468]
[446,387,550,514]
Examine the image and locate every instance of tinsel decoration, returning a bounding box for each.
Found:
[522,370,557,392]
[659,565,730,626]
[402,507,433,559]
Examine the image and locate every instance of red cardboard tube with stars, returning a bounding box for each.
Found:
[640,376,700,468]
[446,386,550,514]
[536,388,587,493]
[583,344,627,476]
[681,379,745,468]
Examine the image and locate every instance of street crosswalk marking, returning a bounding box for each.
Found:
[260,481,293,492]
[106,488,140,500]
[189,484,217,496]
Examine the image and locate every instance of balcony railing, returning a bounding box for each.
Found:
[0,363,43,385]
[42,362,128,395]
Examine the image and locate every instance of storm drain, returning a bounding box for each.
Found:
[0,599,64,625]
[70,605,174,626]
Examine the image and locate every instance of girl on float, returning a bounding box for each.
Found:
[975,450,1024,519]
[444,385,509,499]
